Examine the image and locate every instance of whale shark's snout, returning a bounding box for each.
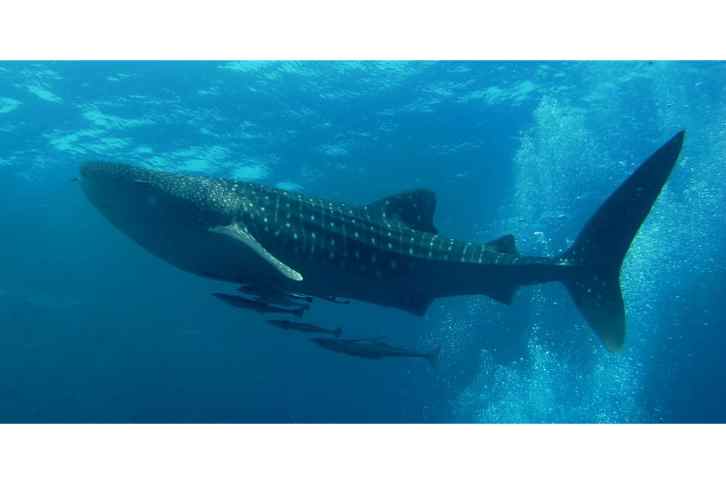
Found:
[79,161,160,222]
[79,161,241,226]
[80,160,113,180]
[80,160,143,195]
[80,161,137,183]
[80,161,152,195]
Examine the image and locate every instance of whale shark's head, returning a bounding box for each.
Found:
[80,161,256,279]
[80,161,240,230]
[81,162,167,226]
[81,161,307,286]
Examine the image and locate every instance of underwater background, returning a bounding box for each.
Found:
[0,60,723,423]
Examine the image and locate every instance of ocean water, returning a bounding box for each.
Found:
[0,60,723,423]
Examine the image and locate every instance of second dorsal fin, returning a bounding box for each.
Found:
[365,189,438,234]
[485,234,519,255]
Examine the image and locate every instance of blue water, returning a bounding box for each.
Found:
[0,61,724,422]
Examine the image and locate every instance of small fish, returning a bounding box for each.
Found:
[266,319,342,337]
[213,293,305,317]
[317,295,351,304]
[238,284,313,307]
[310,337,441,367]
[70,176,80,182]
[286,292,315,303]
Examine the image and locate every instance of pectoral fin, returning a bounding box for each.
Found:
[209,223,303,282]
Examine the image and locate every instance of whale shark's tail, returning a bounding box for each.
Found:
[562,131,685,352]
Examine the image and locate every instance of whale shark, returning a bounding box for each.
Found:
[80,130,685,351]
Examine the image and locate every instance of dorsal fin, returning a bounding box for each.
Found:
[485,234,519,255]
[365,189,438,234]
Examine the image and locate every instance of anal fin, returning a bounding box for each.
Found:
[209,223,303,282]
[484,284,517,305]
[398,291,434,316]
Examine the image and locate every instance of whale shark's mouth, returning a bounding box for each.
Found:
[81,162,131,200]
[80,162,123,210]
[80,161,160,196]
[79,162,109,208]
[79,161,102,179]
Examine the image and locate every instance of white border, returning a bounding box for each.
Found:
[1,1,725,59]
[1,2,725,482]
[0,425,724,483]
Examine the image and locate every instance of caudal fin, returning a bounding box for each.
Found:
[562,131,685,351]
[426,345,442,368]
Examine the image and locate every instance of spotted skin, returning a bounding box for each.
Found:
[80,161,564,315]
